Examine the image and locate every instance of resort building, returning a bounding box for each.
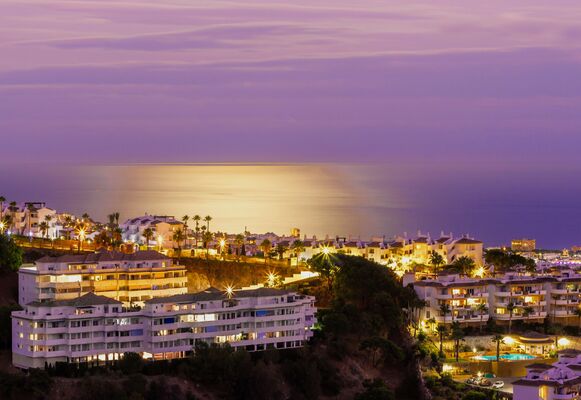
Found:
[121,215,184,249]
[411,271,581,327]
[18,251,188,307]
[513,349,581,400]
[2,202,58,238]
[512,238,537,253]
[11,287,317,369]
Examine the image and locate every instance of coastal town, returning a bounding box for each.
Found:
[1,199,581,399]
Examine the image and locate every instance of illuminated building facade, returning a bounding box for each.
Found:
[12,288,317,369]
[512,238,537,252]
[18,251,187,307]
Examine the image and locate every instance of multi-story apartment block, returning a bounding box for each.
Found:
[121,215,184,249]
[513,349,581,400]
[12,287,317,369]
[18,251,187,307]
[512,238,537,253]
[411,271,581,326]
[412,275,490,325]
[2,202,58,238]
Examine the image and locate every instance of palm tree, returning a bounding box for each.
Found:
[476,303,488,333]
[181,215,189,247]
[39,221,49,239]
[275,243,289,260]
[202,230,213,259]
[291,239,306,261]
[172,229,186,261]
[234,234,245,258]
[193,215,201,247]
[25,203,36,236]
[574,307,581,333]
[436,324,447,355]
[507,301,516,334]
[204,215,212,232]
[440,303,451,323]
[81,213,90,222]
[426,317,437,333]
[429,250,445,273]
[8,201,17,232]
[522,305,535,323]
[451,322,464,362]
[143,227,154,250]
[452,256,476,276]
[260,239,272,263]
[492,335,504,362]
[0,196,5,220]
[114,212,120,226]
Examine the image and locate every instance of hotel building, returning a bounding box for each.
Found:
[121,215,185,249]
[11,287,317,369]
[512,238,537,253]
[411,271,581,327]
[514,349,581,400]
[18,251,188,307]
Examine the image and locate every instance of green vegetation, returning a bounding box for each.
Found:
[0,234,23,272]
[485,248,536,272]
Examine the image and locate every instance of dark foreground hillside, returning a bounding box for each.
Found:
[0,254,427,400]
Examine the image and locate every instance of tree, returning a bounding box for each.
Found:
[291,239,306,259]
[275,243,289,260]
[172,229,186,260]
[452,256,476,276]
[0,234,23,272]
[355,379,395,400]
[234,234,245,258]
[181,215,189,247]
[308,252,338,291]
[25,203,35,236]
[0,196,4,220]
[436,324,447,355]
[204,215,212,232]
[492,335,504,361]
[44,215,52,239]
[39,221,49,239]
[143,227,154,249]
[506,301,516,334]
[193,215,201,247]
[429,251,445,272]
[476,303,488,333]
[439,303,451,323]
[522,305,535,321]
[575,307,581,332]
[260,239,272,260]
[8,201,17,232]
[450,322,464,362]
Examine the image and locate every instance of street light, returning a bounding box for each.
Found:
[0,221,4,234]
[225,285,234,299]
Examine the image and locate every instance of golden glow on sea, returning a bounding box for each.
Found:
[77,164,405,237]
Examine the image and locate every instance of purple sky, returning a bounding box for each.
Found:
[2,1,581,246]
[2,0,581,164]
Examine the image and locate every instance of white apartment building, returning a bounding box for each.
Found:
[121,215,184,249]
[2,202,58,238]
[18,251,187,307]
[513,349,581,400]
[411,271,581,327]
[12,287,317,369]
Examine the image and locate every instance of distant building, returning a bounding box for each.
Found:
[411,269,581,327]
[1,202,57,238]
[121,215,184,249]
[18,251,187,307]
[513,349,581,400]
[512,238,536,252]
[290,227,300,238]
[12,287,317,369]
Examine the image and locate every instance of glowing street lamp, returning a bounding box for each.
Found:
[267,271,279,287]
[225,285,234,299]
[322,246,331,255]
[0,221,5,234]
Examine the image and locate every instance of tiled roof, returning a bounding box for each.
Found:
[36,250,169,264]
[28,292,121,307]
[454,238,483,244]
[145,287,293,305]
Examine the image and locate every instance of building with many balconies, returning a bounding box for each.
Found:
[18,251,187,307]
[11,287,317,369]
[410,270,581,327]
[513,349,581,400]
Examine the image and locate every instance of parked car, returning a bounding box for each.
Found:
[492,381,505,389]
[479,379,492,387]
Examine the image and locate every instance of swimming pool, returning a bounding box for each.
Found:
[474,354,536,361]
